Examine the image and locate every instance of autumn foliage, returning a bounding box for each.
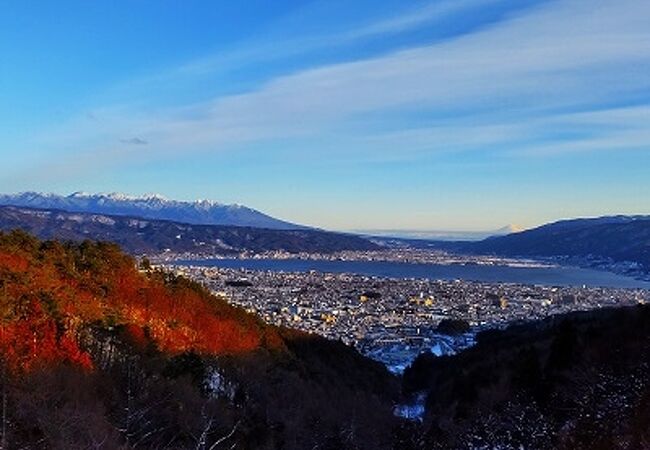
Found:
[0,230,280,372]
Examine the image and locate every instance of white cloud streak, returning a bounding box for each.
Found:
[169,0,503,78]
[340,0,506,40]
[12,0,650,179]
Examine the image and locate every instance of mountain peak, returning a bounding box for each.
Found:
[0,191,306,230]
[68,191,91,198]
[494,224,524,235]
[70,192,169,202]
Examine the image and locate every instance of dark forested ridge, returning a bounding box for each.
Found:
[471,216,650,268]
[432,215,650,274]
[403,305,650,449]
[0,205,379,255]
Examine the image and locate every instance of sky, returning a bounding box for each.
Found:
[1,0,649,232]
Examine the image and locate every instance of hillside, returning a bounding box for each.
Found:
[402,305,650,449]
[0,205,379,255]
[434,216,650,274]
[0,192,306,229]
[0,230,398,449]
[0,231,648,448]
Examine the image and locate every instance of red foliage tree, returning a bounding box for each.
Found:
[0,230,280,374]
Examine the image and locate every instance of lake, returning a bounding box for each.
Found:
[172,258,650,289]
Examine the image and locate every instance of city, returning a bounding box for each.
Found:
[154,247,557,267]
[166,260,649,373]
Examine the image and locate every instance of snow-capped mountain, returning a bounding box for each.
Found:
[0,192,306,230]
[490,224,523,236]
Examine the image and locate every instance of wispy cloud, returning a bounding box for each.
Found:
[110,0,518,95]
[339,0,507,40]
[120,137,148,145]
[10,0,650,181]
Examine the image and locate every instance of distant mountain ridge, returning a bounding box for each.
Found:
[0,205,378,255]
[360,224,522,241]
[0,192,306,230]
[442,215,650,275]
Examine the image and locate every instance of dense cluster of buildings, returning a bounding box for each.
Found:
[166,261,648,372]
[155,248,554,268]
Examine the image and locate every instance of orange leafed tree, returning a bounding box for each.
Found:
[0,230,282,373]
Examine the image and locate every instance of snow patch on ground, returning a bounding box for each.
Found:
[364,332,476,375]
[394,392,427,421]
[204,366,236,401]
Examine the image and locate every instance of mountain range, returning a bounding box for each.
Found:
[0,205,378,255]
[0,191,305,230]
[1,192,649,275]
[439,215,650,274]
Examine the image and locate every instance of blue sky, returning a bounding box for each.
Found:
[1,0,649,231]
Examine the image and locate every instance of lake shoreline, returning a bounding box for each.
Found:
[168,257,650,289]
